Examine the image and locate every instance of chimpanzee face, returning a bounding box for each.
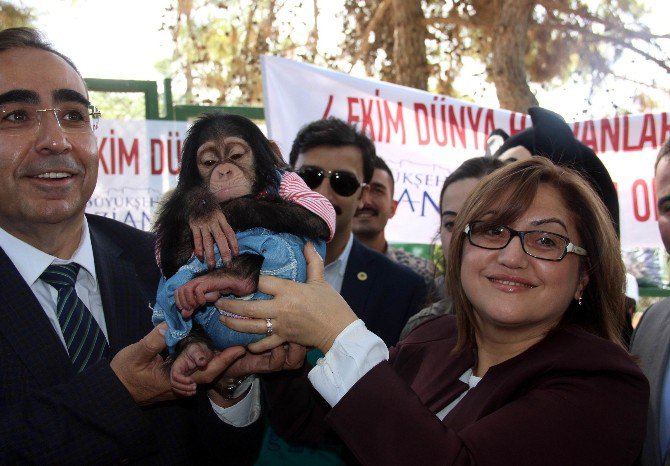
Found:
[197,135,257,202]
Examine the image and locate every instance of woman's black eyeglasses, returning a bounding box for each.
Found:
[464,221,588,261]
[297,166,366,197]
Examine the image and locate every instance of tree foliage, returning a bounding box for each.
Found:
[0,1,33,29]
[342,0,669,112]
[162,0,319,106]
[164,0,670,113]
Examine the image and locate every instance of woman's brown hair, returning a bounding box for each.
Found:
[446,157,625,351]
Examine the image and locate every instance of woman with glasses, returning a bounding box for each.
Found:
[401,156,505,339]
[220,157,648,465]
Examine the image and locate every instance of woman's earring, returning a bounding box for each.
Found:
[578,296,583,306]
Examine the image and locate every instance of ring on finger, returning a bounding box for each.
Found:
[265,318,274,336]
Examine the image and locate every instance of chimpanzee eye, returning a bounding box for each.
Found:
[202,159,217,167]
[229,151,245,160]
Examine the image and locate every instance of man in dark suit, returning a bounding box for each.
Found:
[289,117,426,347]
[0,27,297,464]
[631,137,670,466]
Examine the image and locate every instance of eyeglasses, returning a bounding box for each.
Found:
[464,221,588,261]
[0,103,101,135]
[297,165,366,197]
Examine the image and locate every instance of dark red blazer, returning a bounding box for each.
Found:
[266,315,649,466]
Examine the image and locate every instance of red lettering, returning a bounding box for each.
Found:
[360,98,375,140]
[431,100,448,147]
[483,109,496,137]
[632,179,651,222]
[600,117,620,152]
[414,103,430,145]
[322,95,334,119]
[150,139,164,175]
[662,113,670,144]
[347,97,360,126]
[639,113,658,149]
[118,138,139,175]
[449,105,466,149]
[97,137,110,174]
[383,100,405,144]
[623,115,643,151]
[580,120,598,152]
[466,107,483,150]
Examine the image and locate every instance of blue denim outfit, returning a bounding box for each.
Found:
[152,227,326,352]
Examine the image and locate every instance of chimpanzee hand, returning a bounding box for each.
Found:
[170,341,305,404]
[190,209,238,268]
[175,268,258,318]
[170,341,216,396]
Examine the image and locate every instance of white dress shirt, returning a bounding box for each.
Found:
[0,219,106,346]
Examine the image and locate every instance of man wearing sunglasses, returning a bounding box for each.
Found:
[256,118,427,464]
[0,27,270,464]
[289,118,427,348]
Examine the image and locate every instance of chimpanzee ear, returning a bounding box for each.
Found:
[268,140,285,163]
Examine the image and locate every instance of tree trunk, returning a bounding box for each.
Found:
[391,0,428,90]
[490,0,538,112]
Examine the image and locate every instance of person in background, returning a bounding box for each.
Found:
[400,156,504,339]
[630,136,670,466]
[352,155,436,290]
[222,157,648,466]
[289,118,426,348]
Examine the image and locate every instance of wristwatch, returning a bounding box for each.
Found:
[219,375,253,400]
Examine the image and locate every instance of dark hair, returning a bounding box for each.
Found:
[439,157,505,211]
[655,137,670,171]
[0,27,81,75]
[372,155,394,195]
[178,112,284,195]
[447,157,625,351]
[288,117,375,183]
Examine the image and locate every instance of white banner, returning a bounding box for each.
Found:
[261,55,667,249]
[87,119,187,230]
[85,58,668,250]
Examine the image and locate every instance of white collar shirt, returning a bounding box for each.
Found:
[323,233,354,293]
[0,218,107,348]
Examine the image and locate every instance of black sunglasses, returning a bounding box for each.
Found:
[297,166,365,197]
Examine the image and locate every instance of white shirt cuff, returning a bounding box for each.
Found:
[209,376,261,427]
[308,319,388,407]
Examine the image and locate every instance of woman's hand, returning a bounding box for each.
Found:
[216,243,358,353]
[190,209,238,267]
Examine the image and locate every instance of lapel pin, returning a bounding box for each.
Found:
[357,271,368,281]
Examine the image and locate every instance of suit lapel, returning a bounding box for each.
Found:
[0,248,74,385]
[340,239,376,322]
[89,222,153,355]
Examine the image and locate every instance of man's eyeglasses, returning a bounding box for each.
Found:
[297,166,366,197]
[464,221,588,261]
[0,103,101,135]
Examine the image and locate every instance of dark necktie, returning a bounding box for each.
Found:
[40,263,109,372]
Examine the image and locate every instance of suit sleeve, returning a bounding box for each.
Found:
[0,363,157,464]
[326,360,648,466]
[0,357,263,465]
